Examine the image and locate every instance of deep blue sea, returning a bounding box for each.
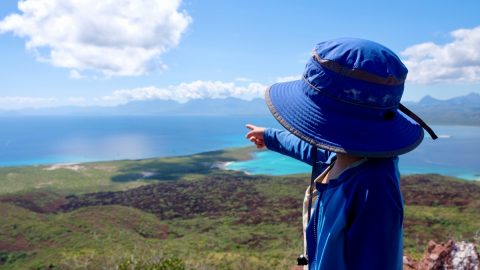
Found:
[0,115,277,166]
[0,116,479,180]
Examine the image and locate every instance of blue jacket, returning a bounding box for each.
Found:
[264,128,404,270]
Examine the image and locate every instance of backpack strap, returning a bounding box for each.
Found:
[298,147,318,266]
[307,147,317,222]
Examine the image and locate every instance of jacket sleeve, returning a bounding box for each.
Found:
[263,128,330,165]
[345,169,404,270]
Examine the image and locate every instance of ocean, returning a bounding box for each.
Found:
[0,116,479,180]
[0,115,278,166]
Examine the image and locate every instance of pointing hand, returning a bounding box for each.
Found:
[245,124,266,149]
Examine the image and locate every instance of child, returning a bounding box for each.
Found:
[245,38,437,270]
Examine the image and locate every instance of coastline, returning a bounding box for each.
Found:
[0,145,478,185]
[223,149,480,181]
[211,161,232,170]
[1,124,479,179]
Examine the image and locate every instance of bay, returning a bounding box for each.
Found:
[0,116,479,181]
[227,125,480,181]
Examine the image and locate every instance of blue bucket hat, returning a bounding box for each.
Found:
[266,38,437,157]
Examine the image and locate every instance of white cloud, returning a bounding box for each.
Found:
[68,70,85,79]
[102,80,268,105]
[275,75,301,83]
[0,96,59,109]
[1,80,270,109]
[402,25,480,84]
[67,96,87,104]
[234,77,252,82]
[0,0,191,77]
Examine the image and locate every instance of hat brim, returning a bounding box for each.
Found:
[266,79,424,157]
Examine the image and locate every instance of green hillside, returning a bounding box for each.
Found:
[0,147,253,195]
[0,148,479,269]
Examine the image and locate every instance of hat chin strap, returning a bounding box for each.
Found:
[398,103,438,140]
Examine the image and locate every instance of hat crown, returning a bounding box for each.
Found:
[316,38,408,79]
[304,38,408,109]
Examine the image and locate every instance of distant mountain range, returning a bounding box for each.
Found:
[2,93,479,125]
[404,92,480,126]
[0,97,270,116]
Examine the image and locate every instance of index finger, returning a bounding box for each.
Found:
[245,124,256,130]
[246,130,255,139]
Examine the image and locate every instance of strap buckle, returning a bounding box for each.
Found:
[297,254,308,265]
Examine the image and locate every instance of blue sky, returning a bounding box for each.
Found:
[0,0,479,109]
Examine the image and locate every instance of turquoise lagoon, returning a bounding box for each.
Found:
[226,125,480,181]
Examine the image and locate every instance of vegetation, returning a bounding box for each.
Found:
[0,147,253,195]
[0,147,479,269]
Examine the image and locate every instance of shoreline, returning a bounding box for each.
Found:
[211,161,232,170]
[223,150,480,181]
[1,145,478,182]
